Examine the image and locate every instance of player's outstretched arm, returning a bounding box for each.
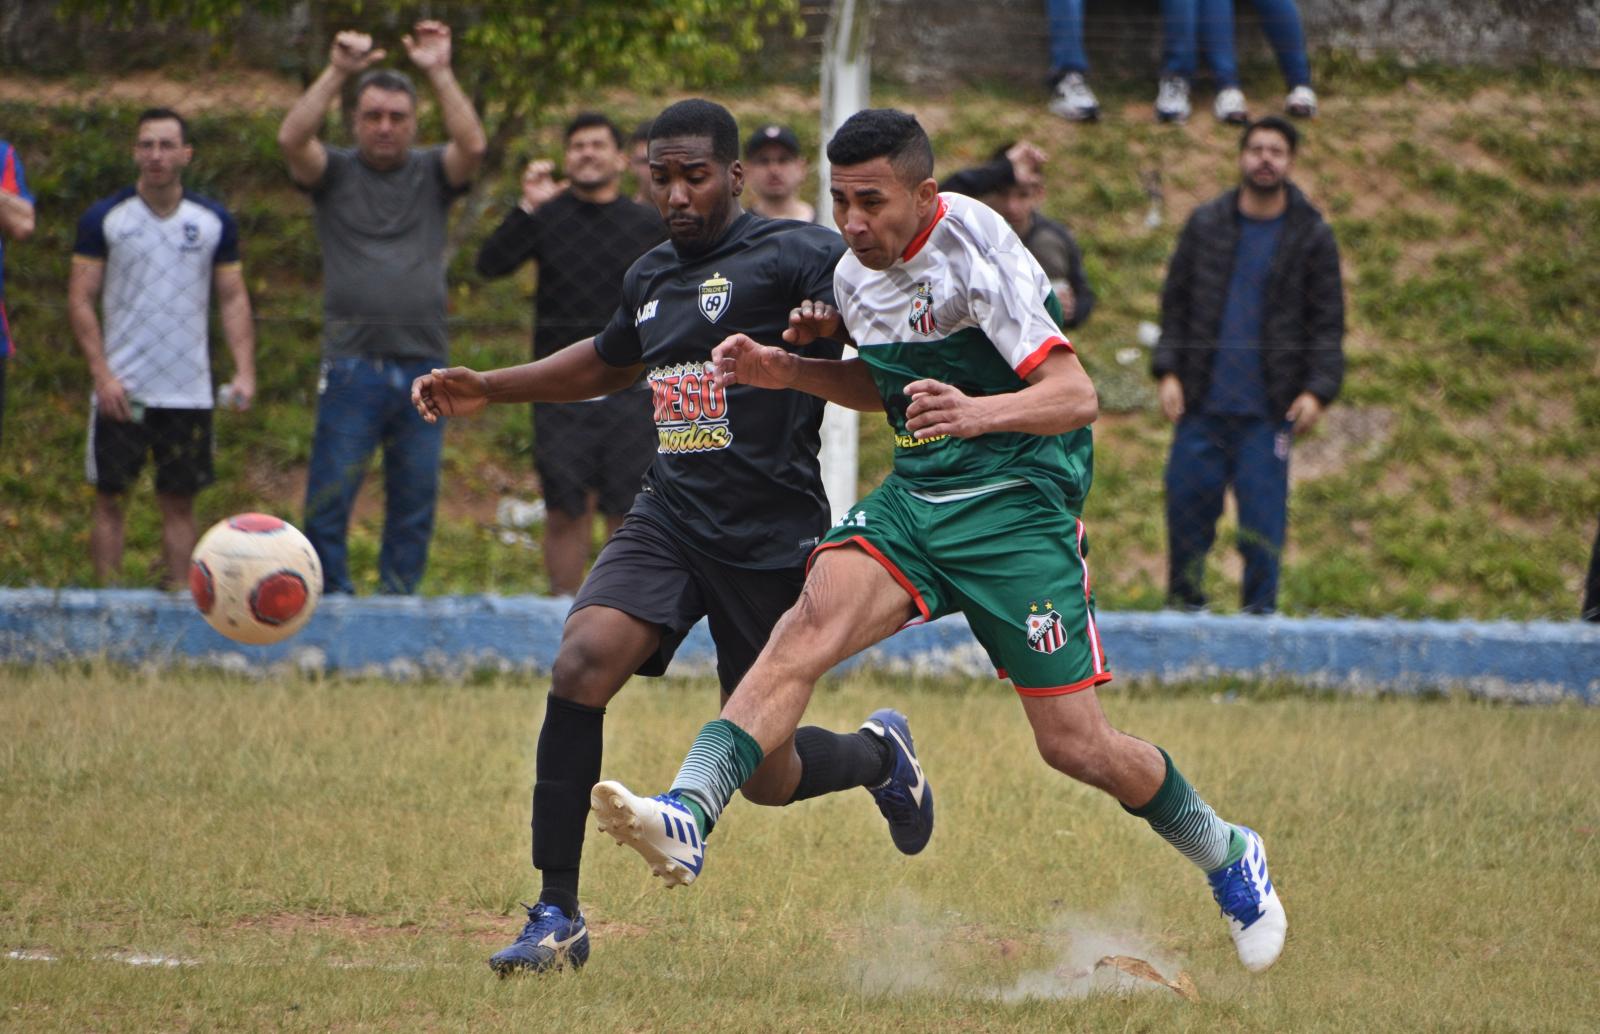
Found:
[412,337,642,423]
[711,332,882,412]
[905,347,1097,440]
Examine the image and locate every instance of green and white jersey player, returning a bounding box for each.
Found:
[593,108,1288,975]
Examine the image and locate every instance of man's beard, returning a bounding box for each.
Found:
[1243,170,1285,195]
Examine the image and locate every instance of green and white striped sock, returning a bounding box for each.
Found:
[670,718,765,838]
[1125,746,1246,873]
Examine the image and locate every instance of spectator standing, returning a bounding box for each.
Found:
[940,141,1095,329]
[475,113,665,595]
[277,21,487,594]
[69,108,256,587]
[0,138,35,447]
[743,124,814,223]
[1153,116,1343,613]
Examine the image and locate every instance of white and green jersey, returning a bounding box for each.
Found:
[835,192,1094,511]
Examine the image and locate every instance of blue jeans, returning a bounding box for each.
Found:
[1045,0,1088,77]
[304,356,444,595]
[1163,0,1311,87]
[1249,0,1312,88]
[1164,413,1291,614]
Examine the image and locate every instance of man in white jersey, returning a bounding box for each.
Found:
[69,108,256,586]
[593,108,1287,974]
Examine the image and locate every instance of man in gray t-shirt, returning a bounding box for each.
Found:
[278,20,485,594]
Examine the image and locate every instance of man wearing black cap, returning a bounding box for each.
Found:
[744,123,814,222]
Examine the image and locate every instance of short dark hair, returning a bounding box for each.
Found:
[1241,115,1298,154]
[354,69,418,108]
[565,111,623,149]
[136,107,188,144]
[629,119,653,147]
[826,108,933,186]
[649,99,739,165]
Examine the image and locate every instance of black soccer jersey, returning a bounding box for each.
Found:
[593,212,847,569]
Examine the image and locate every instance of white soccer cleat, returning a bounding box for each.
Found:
[591,780,705,887]
[1206,826,1287,972]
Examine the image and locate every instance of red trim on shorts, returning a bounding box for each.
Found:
[900,197,948,263]
[1014,335,1074,380]
[1014,671,1114,698]
[809,535,932,624]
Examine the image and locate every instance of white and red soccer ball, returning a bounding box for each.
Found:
[189,513,322,645]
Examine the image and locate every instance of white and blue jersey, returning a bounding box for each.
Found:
[73,188,240,409]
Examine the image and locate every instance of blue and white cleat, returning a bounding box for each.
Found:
[591,780,705,887]
[487,902,589,975]
[1207,826,1287,972]
[860,708,935,855]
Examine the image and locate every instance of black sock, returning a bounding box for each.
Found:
[787,725,893,803]
[532,693,605,917]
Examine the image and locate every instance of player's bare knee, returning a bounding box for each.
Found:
[549,635,620,707]
[737,778,789,807]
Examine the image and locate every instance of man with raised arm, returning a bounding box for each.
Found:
[278,20,486,595]
[412,99,930,977]
[593,108,1288,975]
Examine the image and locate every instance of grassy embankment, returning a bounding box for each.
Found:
[1,60,1595,617]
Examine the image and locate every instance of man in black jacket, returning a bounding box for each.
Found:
[476,112,664,595]
[1153,116,1343,613]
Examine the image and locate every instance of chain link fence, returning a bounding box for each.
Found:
[0,4,1593,620]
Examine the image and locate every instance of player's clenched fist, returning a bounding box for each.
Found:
[412,366,488,423]
[709,334,798,391]
[904,377,988,440]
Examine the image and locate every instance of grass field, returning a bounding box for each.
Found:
[3,666,1596,1031]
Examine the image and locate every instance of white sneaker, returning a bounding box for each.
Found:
[1155,76,1191,123]
[1048,72,1100,122]
[1213,86,1249,124]
[1286,84,1318,118]
[591,780,705,887]
[1206,827,1287,972]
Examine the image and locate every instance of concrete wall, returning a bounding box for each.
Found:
[3,589,1596,702]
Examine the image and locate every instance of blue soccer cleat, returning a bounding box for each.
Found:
[487,902,589,975]
[591,780,705,887]
[860,708,935,855]
[1207,826,1288,972]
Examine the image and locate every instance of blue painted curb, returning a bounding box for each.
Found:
[1,589,1595,703]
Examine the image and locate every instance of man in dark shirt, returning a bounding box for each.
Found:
[412,99,923,977]
[940,141,1095,329]
[1153,116,1344,613]
[476,113,664,595]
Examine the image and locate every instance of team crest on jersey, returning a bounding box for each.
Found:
[698,273,732,324]
[907,281,936,335]
[1025,599,1067,655]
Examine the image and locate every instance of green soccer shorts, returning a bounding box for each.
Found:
[811,477,1112,696]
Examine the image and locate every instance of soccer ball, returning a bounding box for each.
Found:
[189,513,322,645]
